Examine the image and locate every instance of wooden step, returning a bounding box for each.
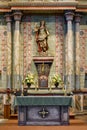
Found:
[10,114,18,119]
[69,113,75,119]
[9,113,75,120]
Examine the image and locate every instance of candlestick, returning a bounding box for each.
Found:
[64,85,67,96]
[21,85,24,96]
[63,75,64,82]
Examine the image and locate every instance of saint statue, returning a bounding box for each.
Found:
[34,20,49,53]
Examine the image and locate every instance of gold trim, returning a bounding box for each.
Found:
[11,6,76,11]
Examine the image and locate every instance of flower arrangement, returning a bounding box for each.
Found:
[51,74,63,87]
[22,72,35,86]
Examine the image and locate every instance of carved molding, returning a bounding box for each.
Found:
[9,1,77,12]
[33,56,54,63]
[0,2,9,8]
[9,1,78,6]
[0,0,11,1]
[0,0,87,12]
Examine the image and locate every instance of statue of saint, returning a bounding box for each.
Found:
[34,20,49,53]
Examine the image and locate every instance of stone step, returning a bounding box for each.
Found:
[9,113,75,120]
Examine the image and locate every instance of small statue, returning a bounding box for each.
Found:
[34,20,49,53]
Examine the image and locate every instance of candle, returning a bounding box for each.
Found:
[63,76,64,82]
[65,85,66,91]
[21,85,23,92]
[3,94,6,104]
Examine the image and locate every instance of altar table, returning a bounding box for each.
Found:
[14,96,72,126]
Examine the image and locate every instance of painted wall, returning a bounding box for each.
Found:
[0,15,7,89]
[0,13,87,116]
[22,15,64,86]
[0,14,87,90]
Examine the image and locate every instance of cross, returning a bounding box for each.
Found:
[39,108,49,118]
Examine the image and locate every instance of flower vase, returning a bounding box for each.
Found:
[55,82,59,88]
[27,83,31,88]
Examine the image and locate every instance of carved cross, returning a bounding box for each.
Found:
[39,108,48,118]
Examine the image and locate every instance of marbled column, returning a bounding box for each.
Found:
[65,11,75,91]
[75,14,81,90]
[13,11,22,89]
[5,13,12,89]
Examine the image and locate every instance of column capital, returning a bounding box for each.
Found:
[5,13,12,23]
[13,10,22,21]
[65,11,74,21]
[75,13,82,23]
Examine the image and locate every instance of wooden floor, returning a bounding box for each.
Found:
[0,116,87,130]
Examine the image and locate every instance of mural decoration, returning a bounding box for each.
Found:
[0,26,7,88]
[55,16,64,75]
[80,28,87,88]
[83,95,87,111]
[22,15,64,80]
[75,95,82,112]
[23,16,32,76]
[80,29,86,72]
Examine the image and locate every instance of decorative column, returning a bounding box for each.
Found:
[5,13,12,89]
[65,11,75,91]
[75,14,81,90]
[13,11,22,89]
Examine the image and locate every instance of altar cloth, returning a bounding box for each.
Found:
[14,96,72,106]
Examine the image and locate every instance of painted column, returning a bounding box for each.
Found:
[5,13,12,89]
[65,11,75,91]
[75,14,81,90]
[13,11,22,89]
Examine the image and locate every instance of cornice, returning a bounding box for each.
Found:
[9,1,78,7]
[77,1,87,8]
[9,1,78,12]
[0,1,87,13]
[0,2,9,8]
[76,1,87,12]
[0,2,10,12]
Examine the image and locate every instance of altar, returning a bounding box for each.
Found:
[14,96,72,126]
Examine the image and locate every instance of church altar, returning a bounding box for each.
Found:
[14,96,72,126]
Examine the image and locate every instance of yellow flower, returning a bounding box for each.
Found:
[22,72,35,85]
[51,74,62,85]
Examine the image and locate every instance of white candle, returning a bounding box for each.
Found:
[65,85,66,91]
[63,76,64,81]
[3,94,6,104]
[21,85,23,92]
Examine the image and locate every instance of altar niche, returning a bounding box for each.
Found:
[33,56,54,88]
[37,63,49,88]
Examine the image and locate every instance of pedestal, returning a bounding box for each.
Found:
[4,104,11,119]
[33,56,54,88]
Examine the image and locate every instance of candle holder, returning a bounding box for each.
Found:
[21,85,24,96]
[64,90,67,96]
[35,82,38,91]
[64,85,67,96]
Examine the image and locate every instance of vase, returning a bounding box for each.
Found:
[55,82,59,88]
[27,83,31,88]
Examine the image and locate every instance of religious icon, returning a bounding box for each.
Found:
[34,20,49,53]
